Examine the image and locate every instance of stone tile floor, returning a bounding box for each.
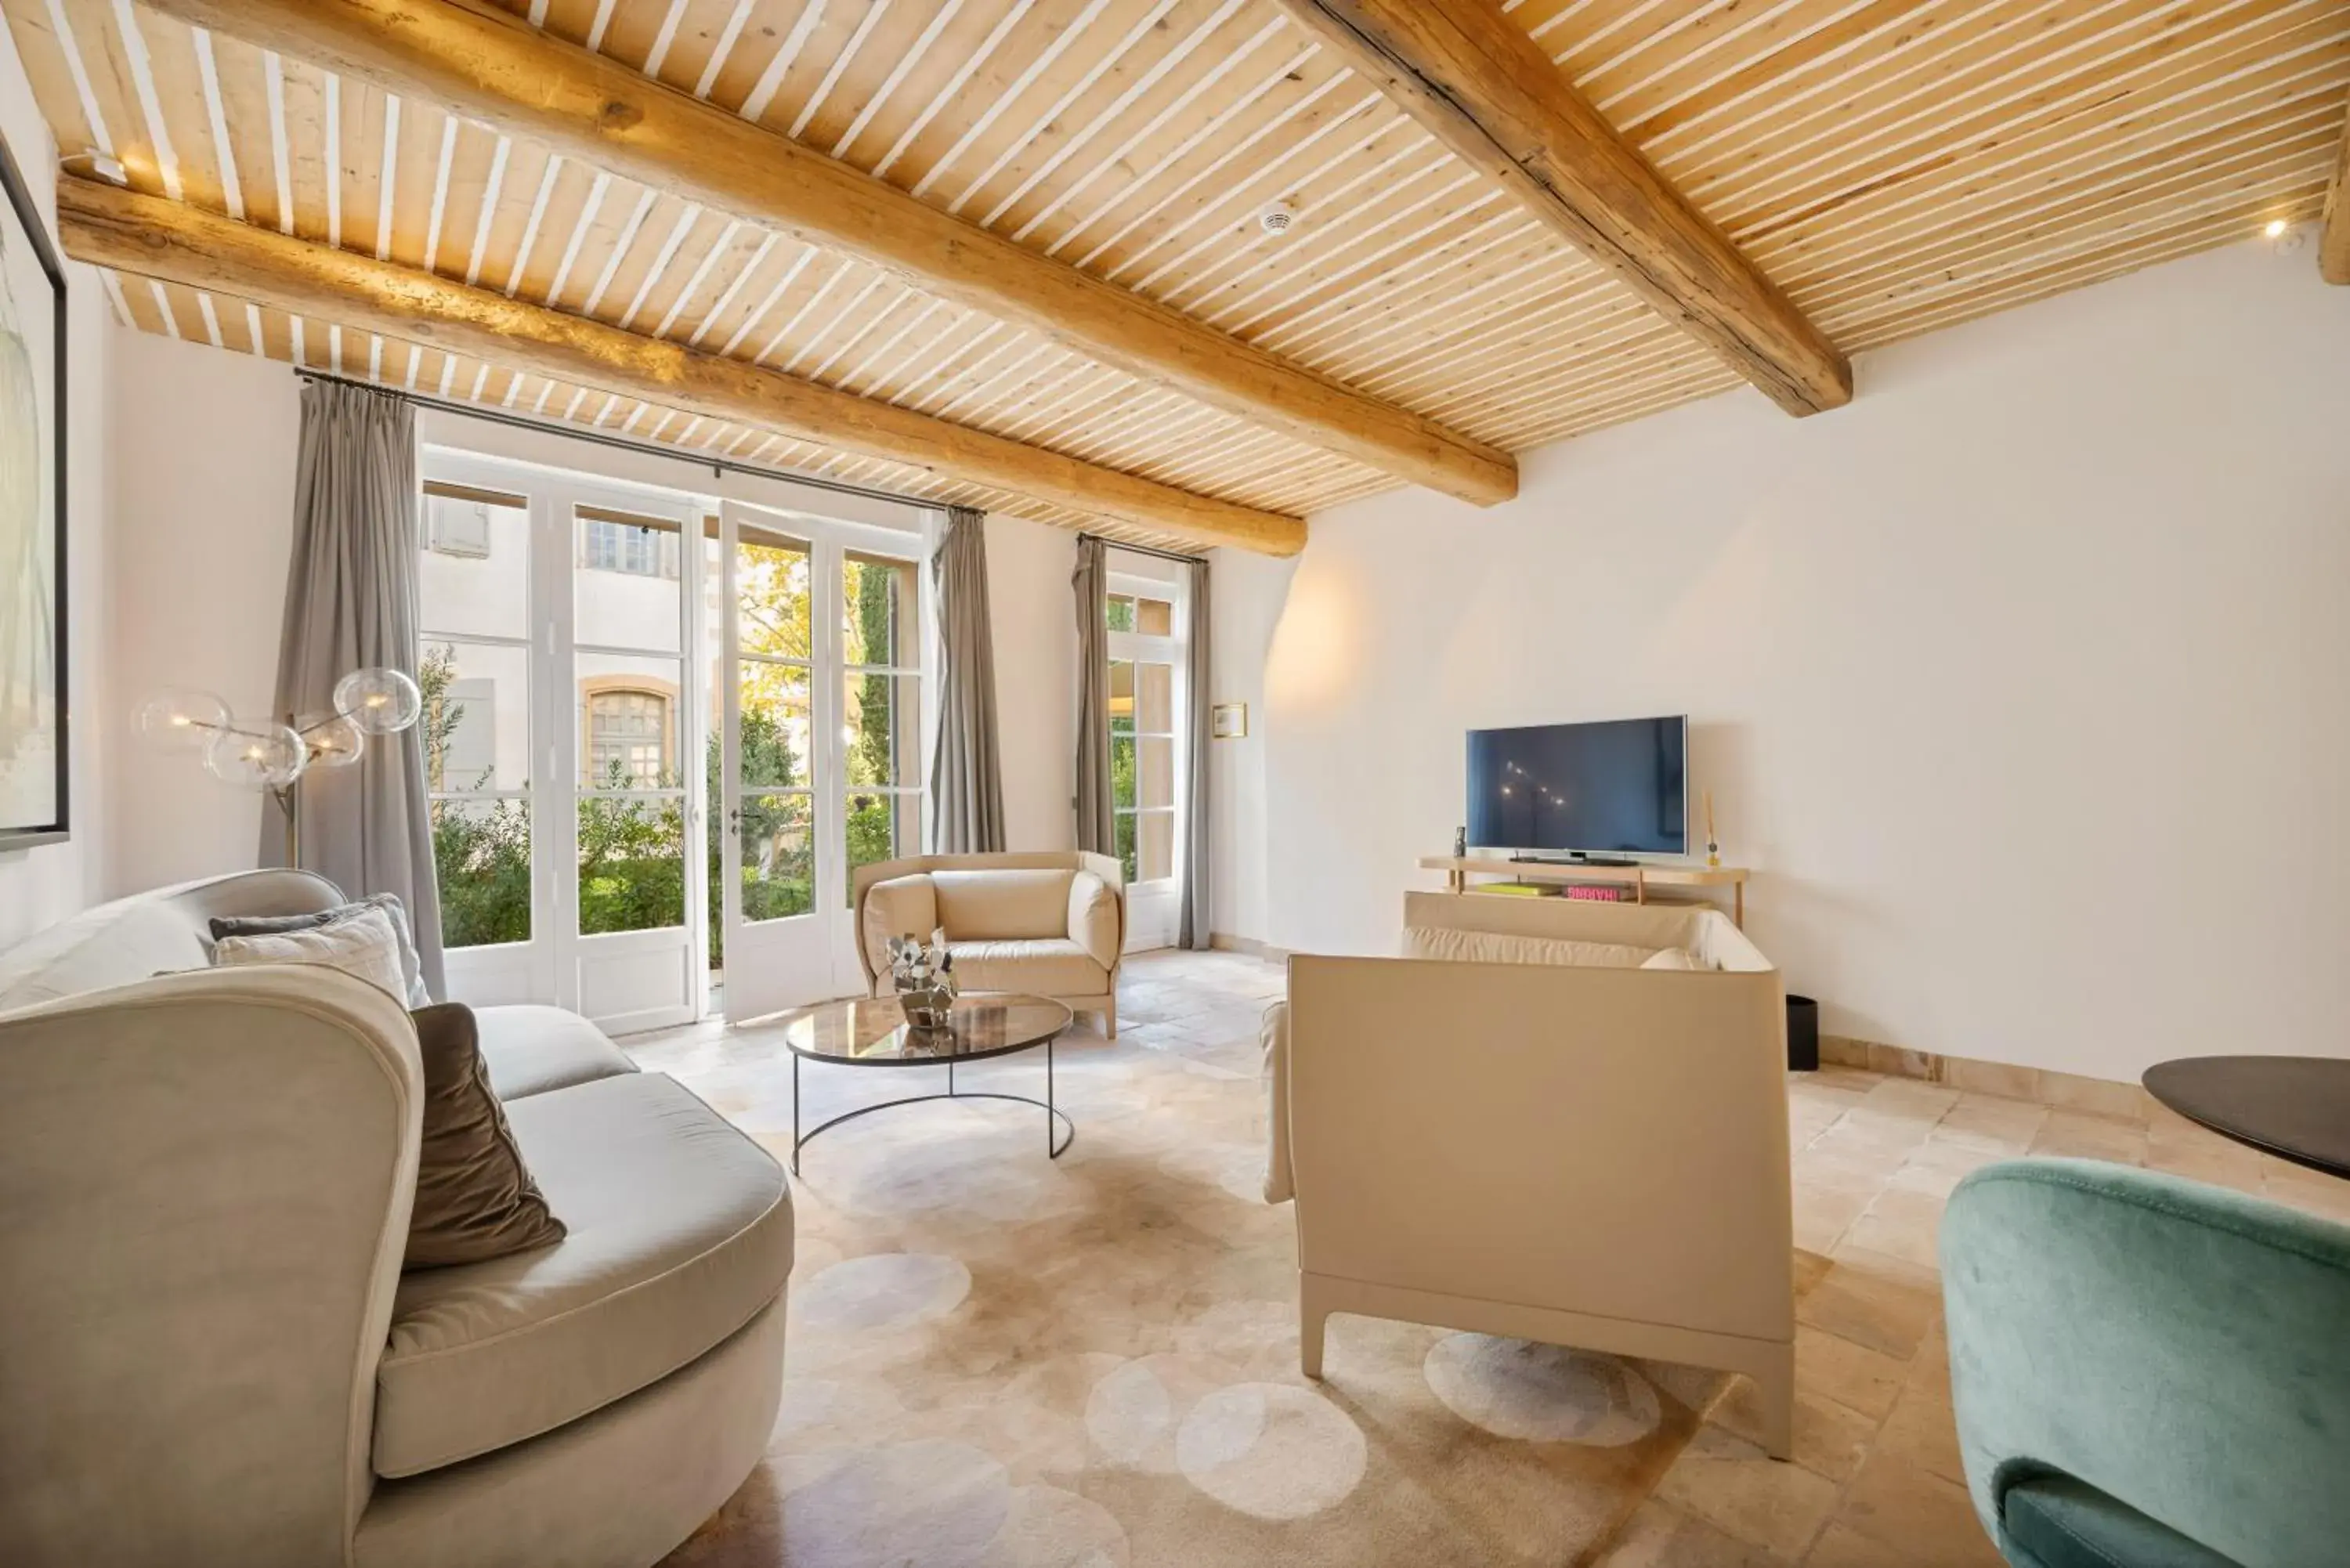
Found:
[634,948,2350,1567]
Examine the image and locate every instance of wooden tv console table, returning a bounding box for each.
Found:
[1419,855,1752,927]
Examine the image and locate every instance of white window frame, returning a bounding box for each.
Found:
[840,544,927,906]
[1105,562,1189,951]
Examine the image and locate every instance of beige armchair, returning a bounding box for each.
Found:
[853,852,1126,1036]
[1265,891,1795,1457]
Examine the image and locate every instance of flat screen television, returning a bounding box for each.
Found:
[1466,716,1688,859]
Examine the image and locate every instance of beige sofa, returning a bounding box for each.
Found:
[0,871,791,1568]
[853,852,1126,1036]
[1264,891,1795,1457]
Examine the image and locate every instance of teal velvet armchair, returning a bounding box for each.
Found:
[1940,1158,2350,1568]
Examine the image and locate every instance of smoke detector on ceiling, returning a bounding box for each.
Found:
[1259,203,1297,237]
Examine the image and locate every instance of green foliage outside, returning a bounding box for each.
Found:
[843,556,909,903]
[425,552,916,961]
[1109,664,1138,884]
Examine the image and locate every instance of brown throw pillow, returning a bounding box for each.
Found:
[406,1003,566,1270]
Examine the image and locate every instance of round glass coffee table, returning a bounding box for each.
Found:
[780,993,1075,1173]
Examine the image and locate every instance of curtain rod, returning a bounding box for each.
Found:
[293,368,937,515]
[1077,532,1204,565]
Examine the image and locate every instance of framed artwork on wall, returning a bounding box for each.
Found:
[1211,702,1248,739]
[0,126,67,851]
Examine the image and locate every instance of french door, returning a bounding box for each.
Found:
[423,454,704,1031]
[1106,571,1188,951]
[713,500,925,1021]
[422,455,927,1031]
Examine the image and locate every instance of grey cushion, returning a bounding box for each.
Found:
[372,1073,791,1477]
[210,894,433,1007]
[474,1005,639,1100]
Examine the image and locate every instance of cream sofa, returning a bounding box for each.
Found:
[0,871,791,1568]
[1264,891,1795,1457]
[853,852,1126,1036]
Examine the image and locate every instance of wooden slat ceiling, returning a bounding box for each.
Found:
[8,0,2345,547]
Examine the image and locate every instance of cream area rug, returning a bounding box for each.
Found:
[642,953,1722,1567]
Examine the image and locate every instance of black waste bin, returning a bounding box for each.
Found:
[1786,995,1820,1072]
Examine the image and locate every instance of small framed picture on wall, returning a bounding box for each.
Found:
[1211,703,1248,740]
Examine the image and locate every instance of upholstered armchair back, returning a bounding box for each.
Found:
[1942,1159,2350,1565]
[1283,945,1793,1348]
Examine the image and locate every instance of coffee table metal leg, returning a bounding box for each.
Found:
[786,1042,1073,1167]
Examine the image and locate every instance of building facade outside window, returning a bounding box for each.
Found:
[1105,574,1186,950]
[585,687,674,788]
[582,517,670,576]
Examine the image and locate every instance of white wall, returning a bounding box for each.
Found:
[1253,236,2350,1082]
[984,511,1076,852]
[0,27,111,948]
[1207,545,1296,943]
[103,327,301,893]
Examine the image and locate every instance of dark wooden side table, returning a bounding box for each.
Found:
[2141,1056,2350,1180]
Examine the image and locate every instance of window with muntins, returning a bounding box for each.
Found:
[588,689,671,788]
[582,518,667,576]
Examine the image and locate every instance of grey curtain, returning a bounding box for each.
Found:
[267,381,444,996]
[1179,556,1213,949]
[927,506,1005,853]
[1072,537,1115,857]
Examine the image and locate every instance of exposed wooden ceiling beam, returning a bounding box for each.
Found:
[59,177,1306,555]
[2321,97,2350,286]
[1268,0,1852,417]
[133,0,1517,508]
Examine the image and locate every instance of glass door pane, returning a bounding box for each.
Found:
[842,550,920,905]
[714,504,838,1024]
[736,662,813,921]
[424,638,533,948]
[420,486,536,953]
[1109,657,1177,887]
[728,526,813,930]
[1104,569,1186,952]
[573,508,689,938]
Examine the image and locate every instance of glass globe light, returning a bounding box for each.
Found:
[334,667,423,735]
[204,721,308,789]
[301,711,368,769]
[135,688,228,752]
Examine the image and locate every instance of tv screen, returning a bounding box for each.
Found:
[1466,717,1688,857]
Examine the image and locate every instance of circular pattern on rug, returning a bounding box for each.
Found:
[795,1252,972,1334]
[978,1484,1130,1568]
[1173,1382,1368,1519]
[1083,1353,1232,1473]
[773,1375,909,1444]
[804,1100,1082,1223]
[1422,1335,1664,1446]
[778,1440,1010,1568]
